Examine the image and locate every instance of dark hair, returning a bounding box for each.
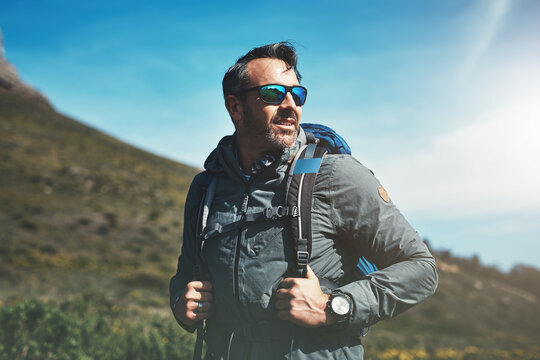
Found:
[222,42,302,98]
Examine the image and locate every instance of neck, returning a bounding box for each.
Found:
[236,140,265,175]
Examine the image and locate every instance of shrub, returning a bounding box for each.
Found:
[19,220,38,232]
[0,299,195,360]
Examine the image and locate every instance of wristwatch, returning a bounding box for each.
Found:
[326,290,353,328]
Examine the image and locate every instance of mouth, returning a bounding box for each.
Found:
[273,118,297,129]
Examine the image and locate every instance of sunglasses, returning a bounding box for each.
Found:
[235,84,307,106]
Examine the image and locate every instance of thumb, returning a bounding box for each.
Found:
[305,265,318,280]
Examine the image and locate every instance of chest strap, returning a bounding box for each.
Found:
[202,206,299,240]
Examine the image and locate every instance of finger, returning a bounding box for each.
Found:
[305,265,317,279]
[195,300,215,312]
[185,291,214,302]
[199,292,214,302]
[200,302,214,312]
[277,310,291,321]
[275,288,293,298]
[274,299,290,310]
[187,310,212,322]
[199,281,213,291]
[278,278,296,289]
[188,281,213,291]
[187,299,213,311]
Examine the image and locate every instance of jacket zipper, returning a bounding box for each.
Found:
[233,190,250,311]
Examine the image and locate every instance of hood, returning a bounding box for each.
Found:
[203,127,308,179]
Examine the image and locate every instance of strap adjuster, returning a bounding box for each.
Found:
[263,206,299,220]
[263,206,279,219]
[296,250,309,266]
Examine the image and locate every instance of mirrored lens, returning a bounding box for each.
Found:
[291,86,307,106]
[260,85,285,104]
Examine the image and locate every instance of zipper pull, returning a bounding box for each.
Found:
[240,193,249,215]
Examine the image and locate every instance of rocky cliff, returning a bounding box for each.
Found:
[0,28,49,105]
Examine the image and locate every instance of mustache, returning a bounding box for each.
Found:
[274,109,298,122]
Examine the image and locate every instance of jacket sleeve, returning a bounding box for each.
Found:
[323,155,438,331]
[169,173,204,333]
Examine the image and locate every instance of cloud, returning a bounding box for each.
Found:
[377,101,540,219]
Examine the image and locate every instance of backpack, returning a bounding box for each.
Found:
[195,123,377,279]
[190,124,377,360]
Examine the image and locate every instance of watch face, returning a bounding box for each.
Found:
[331,295,351,316]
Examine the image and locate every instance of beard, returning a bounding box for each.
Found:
[243,107,299,151]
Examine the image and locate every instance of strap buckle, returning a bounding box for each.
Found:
[296,250,309,266]
[263,206,279,219]
[263,206,299,220]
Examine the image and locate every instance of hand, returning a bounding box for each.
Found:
[174,281,214,327]
[275,266,335,328]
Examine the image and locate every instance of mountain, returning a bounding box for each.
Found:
[0,30,49,105]
[0,32,199,312]
[1,34,539,359]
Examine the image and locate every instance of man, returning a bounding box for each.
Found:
[170,42,438,359]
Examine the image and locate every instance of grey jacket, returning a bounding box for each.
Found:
[170,128,438,359]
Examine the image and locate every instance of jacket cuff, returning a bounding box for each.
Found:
[171,294,197,333]
[338,281,378,331]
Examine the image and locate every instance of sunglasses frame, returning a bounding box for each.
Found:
[235,84,307,106]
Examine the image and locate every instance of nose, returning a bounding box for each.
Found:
[280,91,297,109]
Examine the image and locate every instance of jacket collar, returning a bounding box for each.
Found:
[204,127,308,180]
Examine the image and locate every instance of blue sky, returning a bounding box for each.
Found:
[1,0,539,271]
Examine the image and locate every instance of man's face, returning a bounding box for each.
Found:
[239,58,303,152]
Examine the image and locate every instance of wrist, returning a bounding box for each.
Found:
[321,294,336,326]
[326,290,353,329]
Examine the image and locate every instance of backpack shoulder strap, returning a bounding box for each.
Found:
[192,171,216,360]
[194,172,216,279]
[288,125,378,279]
[286,134,327,277]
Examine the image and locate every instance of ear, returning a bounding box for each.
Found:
[225,95,243,126]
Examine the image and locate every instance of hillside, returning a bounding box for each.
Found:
[0,72,199,314]
[1,40,540,359]
[0,93,199,299]
[363,250,540,359]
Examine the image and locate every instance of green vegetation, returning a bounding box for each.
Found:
[0,88,199,359]
[1,88,539,359]
[0,298,195,360]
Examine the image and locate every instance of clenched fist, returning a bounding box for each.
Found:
[275,266,334,328]
[174,281,214,326]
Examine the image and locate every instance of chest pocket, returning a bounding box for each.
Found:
[244,219,286,257]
